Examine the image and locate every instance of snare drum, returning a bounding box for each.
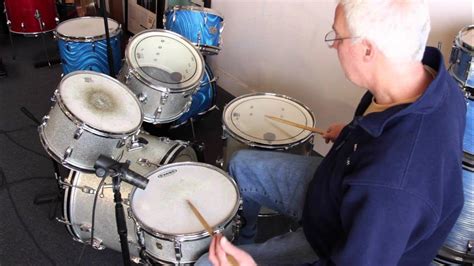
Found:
[4,0,58,34]
[118,29,204,124]
[449,25,474,88]
[439,154,474,264]
[129,162,240,264]
[61,134,197,260]
[172,63,217,127]
[54,17,122,75]
[164,6,224,55]
[222,93,315,169]
[39,71,143,172]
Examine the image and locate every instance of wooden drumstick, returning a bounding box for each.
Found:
[265,115,325,135]
[186,200,239,266]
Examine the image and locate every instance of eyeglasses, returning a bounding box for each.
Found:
[324,30,359,47]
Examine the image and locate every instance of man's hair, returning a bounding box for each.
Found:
[339,0,431,61]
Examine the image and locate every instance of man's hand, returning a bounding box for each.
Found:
[209,234,257,266]
[322,123,345,143]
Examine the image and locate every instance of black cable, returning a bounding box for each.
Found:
[0,167,56,265]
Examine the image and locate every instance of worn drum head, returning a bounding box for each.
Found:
[130,162,239,236]
[58,71,142,134]
[126,29,204,91]
[55,17,121,40]
[223,93,315,147]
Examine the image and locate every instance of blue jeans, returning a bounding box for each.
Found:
[195,150,322,265]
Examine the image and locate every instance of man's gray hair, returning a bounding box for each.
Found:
[339,0,431,61]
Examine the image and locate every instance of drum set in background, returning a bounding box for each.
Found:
[29,2,318,264]
[435,25,474,265]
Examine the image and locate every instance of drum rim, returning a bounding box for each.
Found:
[56,71,144,137]
[128,161,241,239]
[439,245,474,263]
[168,5,224,19]
[455,24,474,53]
[124,29,205,93]
[222,92,316,149]
[54,16,122,42]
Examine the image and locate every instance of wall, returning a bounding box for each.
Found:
[208,0,473,155]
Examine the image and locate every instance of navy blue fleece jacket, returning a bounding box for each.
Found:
[302,47,466,265]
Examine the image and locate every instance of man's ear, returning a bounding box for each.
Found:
[362,39,375,62]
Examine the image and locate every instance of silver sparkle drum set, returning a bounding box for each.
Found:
[435,25,474,265]
[34,4,318,265]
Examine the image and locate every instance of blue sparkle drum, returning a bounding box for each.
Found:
[55,17,122,75]
[439,154,474,264]
[449,25,474,88]
[172,63,217,127]
[164,6,224,55]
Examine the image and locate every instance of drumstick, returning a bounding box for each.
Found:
[186,200,239,266]
[265,115,325,135]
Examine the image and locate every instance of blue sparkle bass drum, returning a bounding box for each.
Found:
[54,17,122,75]
[164,6,224,55]
[172,63,217,127]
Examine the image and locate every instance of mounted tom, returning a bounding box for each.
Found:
[118,29,204,124]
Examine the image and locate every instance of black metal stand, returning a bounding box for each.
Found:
[20,106,65,219]
[112,176,131,266]
[99,0,115,76]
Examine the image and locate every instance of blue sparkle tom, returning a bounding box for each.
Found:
[164,6,224,55]
[172,63,217,127]
[54,17,122,76]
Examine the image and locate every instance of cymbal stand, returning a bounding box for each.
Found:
[34,9,52,67]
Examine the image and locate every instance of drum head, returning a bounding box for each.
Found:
[59,71,142,134]
[458,26,474,51]
[55,17,120,40]
[126,29,204,91]
[131,162,238,236]
[223,93,315,147]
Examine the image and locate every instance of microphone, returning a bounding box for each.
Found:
[94,155,149,190]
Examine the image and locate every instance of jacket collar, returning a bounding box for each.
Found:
[356,47,449,137]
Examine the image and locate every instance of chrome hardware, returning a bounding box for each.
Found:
[59,180,96,194]
[90,238,105,250]
[99,184,114,198]
[174,240,182,262]
[42,115,50,124]
[116,139,126,148]
[80,223,92,232]
[55,217,73,226]
[74,127,84,139]
[215,158,224,168]
[63,147,73,161]
[137,92,148,104]
[55,17,59,24]
[154,106,163,118]
[127,134,145,151]
[21,22,24,29]
[160,92,169,104]
[156,242,163,250]
[467,240,474,254]
[137,158,160,168]
[50,93,57,102]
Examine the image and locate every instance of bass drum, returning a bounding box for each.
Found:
[61,133,197,261]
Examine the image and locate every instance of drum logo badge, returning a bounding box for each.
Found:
[209,26,218,34]
[156,169,177,178]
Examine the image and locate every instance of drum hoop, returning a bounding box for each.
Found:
[222,92,316,149]
[128,162,241,239]
[62,171,84,240]
[56,71,143,137]
[54,17,122,42]
[170,5,224,19]
[463,152,474,171]
[124,29,205,92]
[439,246,474,263]
[455,25,474,53]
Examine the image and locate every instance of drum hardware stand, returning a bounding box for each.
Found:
[99,0,115,76]
[34,9,53,67]
[19,106,65,219]
[3,2,15,60]
[94,155,149,266]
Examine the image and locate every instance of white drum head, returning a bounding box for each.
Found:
[223,93,314,147]
[126,30,204,91]
[59,71,142,134]
[131,162,238,235]
[56,17,120,39]
[460,26,474,49]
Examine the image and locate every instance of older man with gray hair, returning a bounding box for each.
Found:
[197,0,466,265]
